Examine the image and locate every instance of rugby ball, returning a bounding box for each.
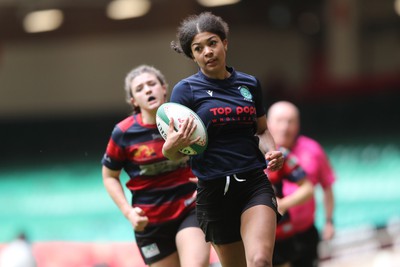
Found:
[156,102,208,155]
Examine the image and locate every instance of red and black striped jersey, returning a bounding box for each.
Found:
[102,113,196,225]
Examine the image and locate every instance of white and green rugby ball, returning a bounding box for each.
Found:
[156,102,208,155]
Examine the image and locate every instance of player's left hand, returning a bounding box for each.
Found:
[265,151,284,171]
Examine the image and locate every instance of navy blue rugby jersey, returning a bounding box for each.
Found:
[101,113,196,225]
[170,67,267,180]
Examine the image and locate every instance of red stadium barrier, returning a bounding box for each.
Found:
[0,242,220,267]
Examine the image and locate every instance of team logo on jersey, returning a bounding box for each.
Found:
[134,145,156,159]
[238,86,253,101]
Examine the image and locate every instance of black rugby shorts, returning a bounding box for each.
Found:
[135,209,199,265]
[196,168,279,244]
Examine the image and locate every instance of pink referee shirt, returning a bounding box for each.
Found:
[283,135,336,233]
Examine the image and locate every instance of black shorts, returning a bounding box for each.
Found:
[134,209,199,265]
[291,224,320,267]
[273,236,298,266]
[196,168,279,244]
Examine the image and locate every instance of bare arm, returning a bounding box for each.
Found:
[256,115,284,171]
[102,166,148,231]
[322,186,335,240]
[277,178,314,214]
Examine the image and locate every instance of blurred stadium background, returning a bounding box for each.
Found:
[0,0,399,266]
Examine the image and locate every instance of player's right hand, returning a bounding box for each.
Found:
[127,207,149,232]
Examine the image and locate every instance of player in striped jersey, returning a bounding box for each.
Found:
[102,65,210,266]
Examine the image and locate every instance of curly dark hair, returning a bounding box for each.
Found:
[171,12,229,59]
